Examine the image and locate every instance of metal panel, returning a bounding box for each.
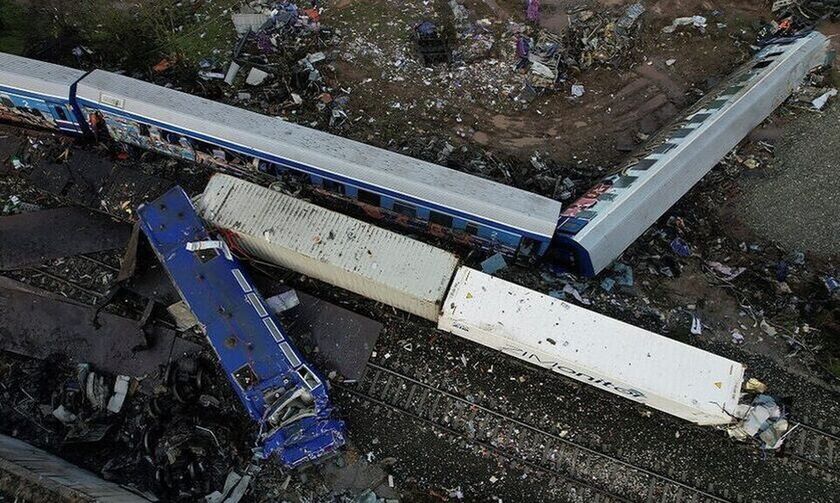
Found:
[561,32,829,276]
[197,174,459,321]
[0,52,86,99]
[0,434,154,502]
[0,281,200,378]
[439,267,745,425]
[0,207,131,270]
[75,70,562,238]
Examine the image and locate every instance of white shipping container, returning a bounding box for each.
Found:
[439,268,745,425]
[197,174,459,321]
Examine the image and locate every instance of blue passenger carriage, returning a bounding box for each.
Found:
[0,53,88,135]
[74,70,563,262]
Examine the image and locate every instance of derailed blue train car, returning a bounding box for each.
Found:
[137,187,345,468]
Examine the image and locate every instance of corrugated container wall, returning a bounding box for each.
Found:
[439,268,745,425]
[197,175,459,321]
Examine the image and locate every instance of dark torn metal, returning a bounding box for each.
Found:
[0,207,131,270]
[280,290,381,381]
[0,281,201,379]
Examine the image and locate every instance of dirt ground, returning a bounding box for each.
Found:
[2,0,840,502]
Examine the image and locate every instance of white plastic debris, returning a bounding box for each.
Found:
[570,84,585,97]
[727,395,792,450]
[690,315,703,335]
[224,62,241,85]
[811,88,837,110]
[662,15,707,34]
[731,330,744,344]
[665,58,676,66]
[107,376,131,413]
[245,68,270,86]
[186,240,233,260]
[51,405,78,424]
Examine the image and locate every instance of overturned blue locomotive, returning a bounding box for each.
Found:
[137,186,345,468]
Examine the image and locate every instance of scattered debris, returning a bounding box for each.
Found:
[662,16,707,34]
[245,68,270,86]
[728,395,792,450]
[811,88,837,110]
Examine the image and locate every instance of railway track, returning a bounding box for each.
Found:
[785,420,839,478]
[336,362,733,503]
[8,252,121,305]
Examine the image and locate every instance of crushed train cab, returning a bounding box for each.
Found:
[137,186,345,468]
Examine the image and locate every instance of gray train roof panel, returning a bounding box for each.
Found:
[572,32,828,275]
[76,70,563,237]
[0,52,87,99]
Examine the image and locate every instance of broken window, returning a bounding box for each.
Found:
[393,201,417,218]
[357,189,380,206]
[323,179,345,194]
[464,222,479,236]
[429,211,453,228]
[54,106,68,121]
[297,365,321,390]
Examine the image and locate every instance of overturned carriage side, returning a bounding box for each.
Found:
[197,174,460,321]
[439,267,746,425]
[74,69,563,260]
[553,32,830,276]
[137,186,345,468]
[0,53,88,134]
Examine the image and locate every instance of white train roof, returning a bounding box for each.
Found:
[76,70,563,238]
[567,32,828,274]
[0,52,86,100]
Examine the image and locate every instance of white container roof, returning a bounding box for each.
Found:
[441,267,745,425]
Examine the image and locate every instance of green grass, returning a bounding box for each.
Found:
[0,0,28,54]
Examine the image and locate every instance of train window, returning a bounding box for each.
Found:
[723,85,745,96]
[765,51,784,58]
[233,363,259,390]
[357,189,380,206]
[612,176,638,189]
[393,201,416,218]
[297,366,321,390]
[54,106,68,121]
[323,179,345,194]
[429,211,453,228]
[464,223,479,236]
[629,159,656,171]
[165,132,182,145]
[139,123,150,137]
[652,143,677,155]
[706,99,728,110]
[0,96,13,108]
[687,113,711,124]
[669,128,693,139]
[752,60,773,70]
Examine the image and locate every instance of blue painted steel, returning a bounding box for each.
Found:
[0,84,84,134]
[137,187,345,468]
